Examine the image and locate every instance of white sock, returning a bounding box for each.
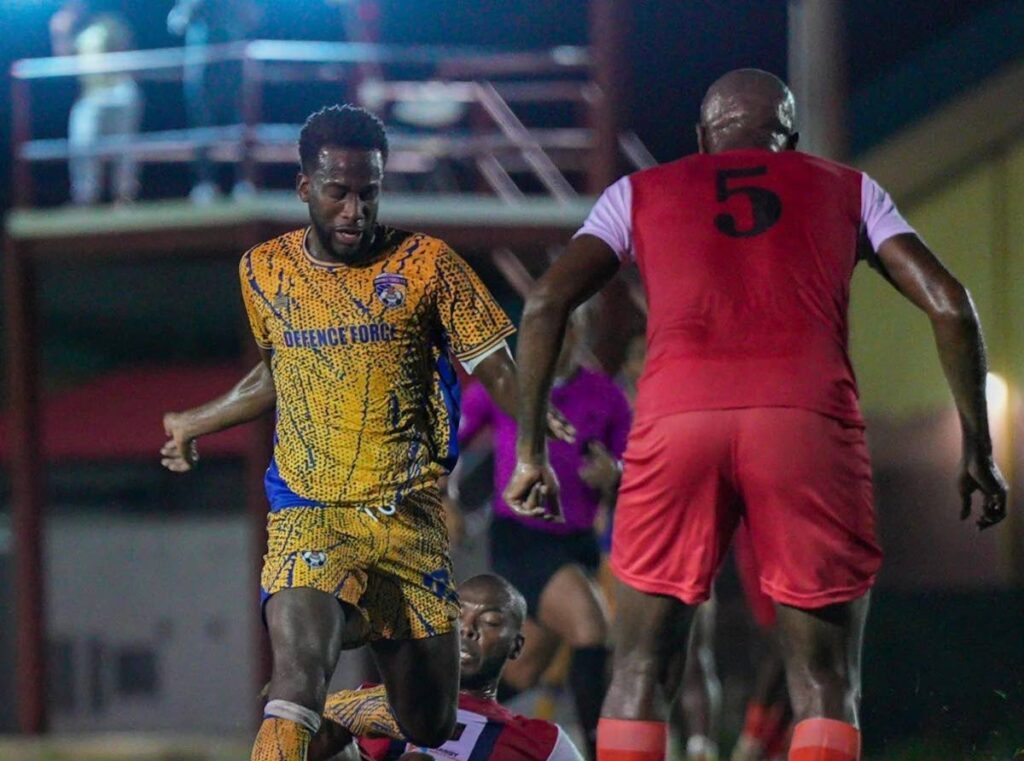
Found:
[264,698,322,734]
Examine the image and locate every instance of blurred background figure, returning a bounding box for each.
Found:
[50,0,141,205]
[167,0,260,203]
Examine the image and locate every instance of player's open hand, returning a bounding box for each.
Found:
[161,412,199,473]
[578,440,621,495]
[503,460,563,523]
[545,407,577,444]
[959,450,1008,530]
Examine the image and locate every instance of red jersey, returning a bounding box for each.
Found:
[359,692,583,761]
[576,149,915,426]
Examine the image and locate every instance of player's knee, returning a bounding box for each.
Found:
[565,615,608,649]
[612,647,663,685]
[399,702,457,748]
[788,661,858,721]
[270,654,332,709]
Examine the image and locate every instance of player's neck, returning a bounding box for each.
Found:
[304,225,378,266]
[461,682,499,702]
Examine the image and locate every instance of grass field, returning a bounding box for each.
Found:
[1,735,1023,761]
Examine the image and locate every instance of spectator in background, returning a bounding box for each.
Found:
[167,0,260,204]
[51,0,142,205]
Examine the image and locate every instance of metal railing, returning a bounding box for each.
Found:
[10,39,652,207]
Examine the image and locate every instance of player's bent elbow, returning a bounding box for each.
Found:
[522,287,570,327]
[928,281,976,325]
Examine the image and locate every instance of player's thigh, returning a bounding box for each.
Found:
[501,616,562,690]
[370,631,460,736]
[611,578,691,679]
[774,594,870,722]
[737,409,881,609]
[261,506,373,614]
[369,489,460,641]
[613,411,741,604]
[537,563,609,648]
[264,587,347,699]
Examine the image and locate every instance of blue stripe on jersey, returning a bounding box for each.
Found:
[467,720,504,761]
[436,352,461,470]
[264,456,322,511]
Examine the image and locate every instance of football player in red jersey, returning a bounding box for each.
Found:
[505,69,1007,761]
[309,574,586,761]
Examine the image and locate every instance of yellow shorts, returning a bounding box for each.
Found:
[260,488,458,642]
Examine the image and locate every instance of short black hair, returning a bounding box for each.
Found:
[298,104,389,172]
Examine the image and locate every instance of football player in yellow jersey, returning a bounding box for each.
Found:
[160,105,570,761]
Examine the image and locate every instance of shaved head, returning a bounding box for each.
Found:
[459,574,528,628]
[698,69,797,154]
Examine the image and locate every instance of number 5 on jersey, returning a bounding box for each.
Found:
[714,166,782,238]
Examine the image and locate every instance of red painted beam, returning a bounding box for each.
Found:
[4,238,47,733]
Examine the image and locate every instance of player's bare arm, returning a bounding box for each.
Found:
[160,353,275,473]
[874,232,1008,529]
[504,234,620,520]
[472,349,577,445]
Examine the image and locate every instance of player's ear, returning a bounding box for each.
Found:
[296,171,311,202]
[508,633,525,661]
[696,123,707,154]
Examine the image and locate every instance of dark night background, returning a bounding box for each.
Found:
[0,1,1022,755]
[0,0,1012,213]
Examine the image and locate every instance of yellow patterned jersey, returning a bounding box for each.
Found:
[240,225,514,510]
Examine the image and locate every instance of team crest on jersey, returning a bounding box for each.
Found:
[300,550,327,569]
[373,273,407,308]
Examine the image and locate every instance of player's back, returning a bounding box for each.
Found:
[629,149,865,425]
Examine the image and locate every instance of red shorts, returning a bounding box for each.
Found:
[734,522,776,629]
[611,408,881,609]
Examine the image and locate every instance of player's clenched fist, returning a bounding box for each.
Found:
[160,411,199,473]
[958,450,1009,530]
[503,461,563,523]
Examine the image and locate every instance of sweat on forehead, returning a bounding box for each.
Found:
[700,68,796,130]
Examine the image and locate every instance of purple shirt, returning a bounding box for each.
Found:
[459,367,632,535]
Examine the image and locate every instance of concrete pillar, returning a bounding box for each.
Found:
[787,0,848,159]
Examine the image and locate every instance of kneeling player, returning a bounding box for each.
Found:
[310,574,585,761]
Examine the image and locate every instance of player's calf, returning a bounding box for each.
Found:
[372,632,460,748]
[775,597,869,761]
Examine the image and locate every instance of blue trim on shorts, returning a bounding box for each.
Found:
[264,457,323,512]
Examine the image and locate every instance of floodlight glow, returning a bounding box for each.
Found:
[986,372,1009,424]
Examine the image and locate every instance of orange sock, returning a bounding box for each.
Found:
[788,718,860,761]
[251,717,312,761]
[597,718,666,761]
